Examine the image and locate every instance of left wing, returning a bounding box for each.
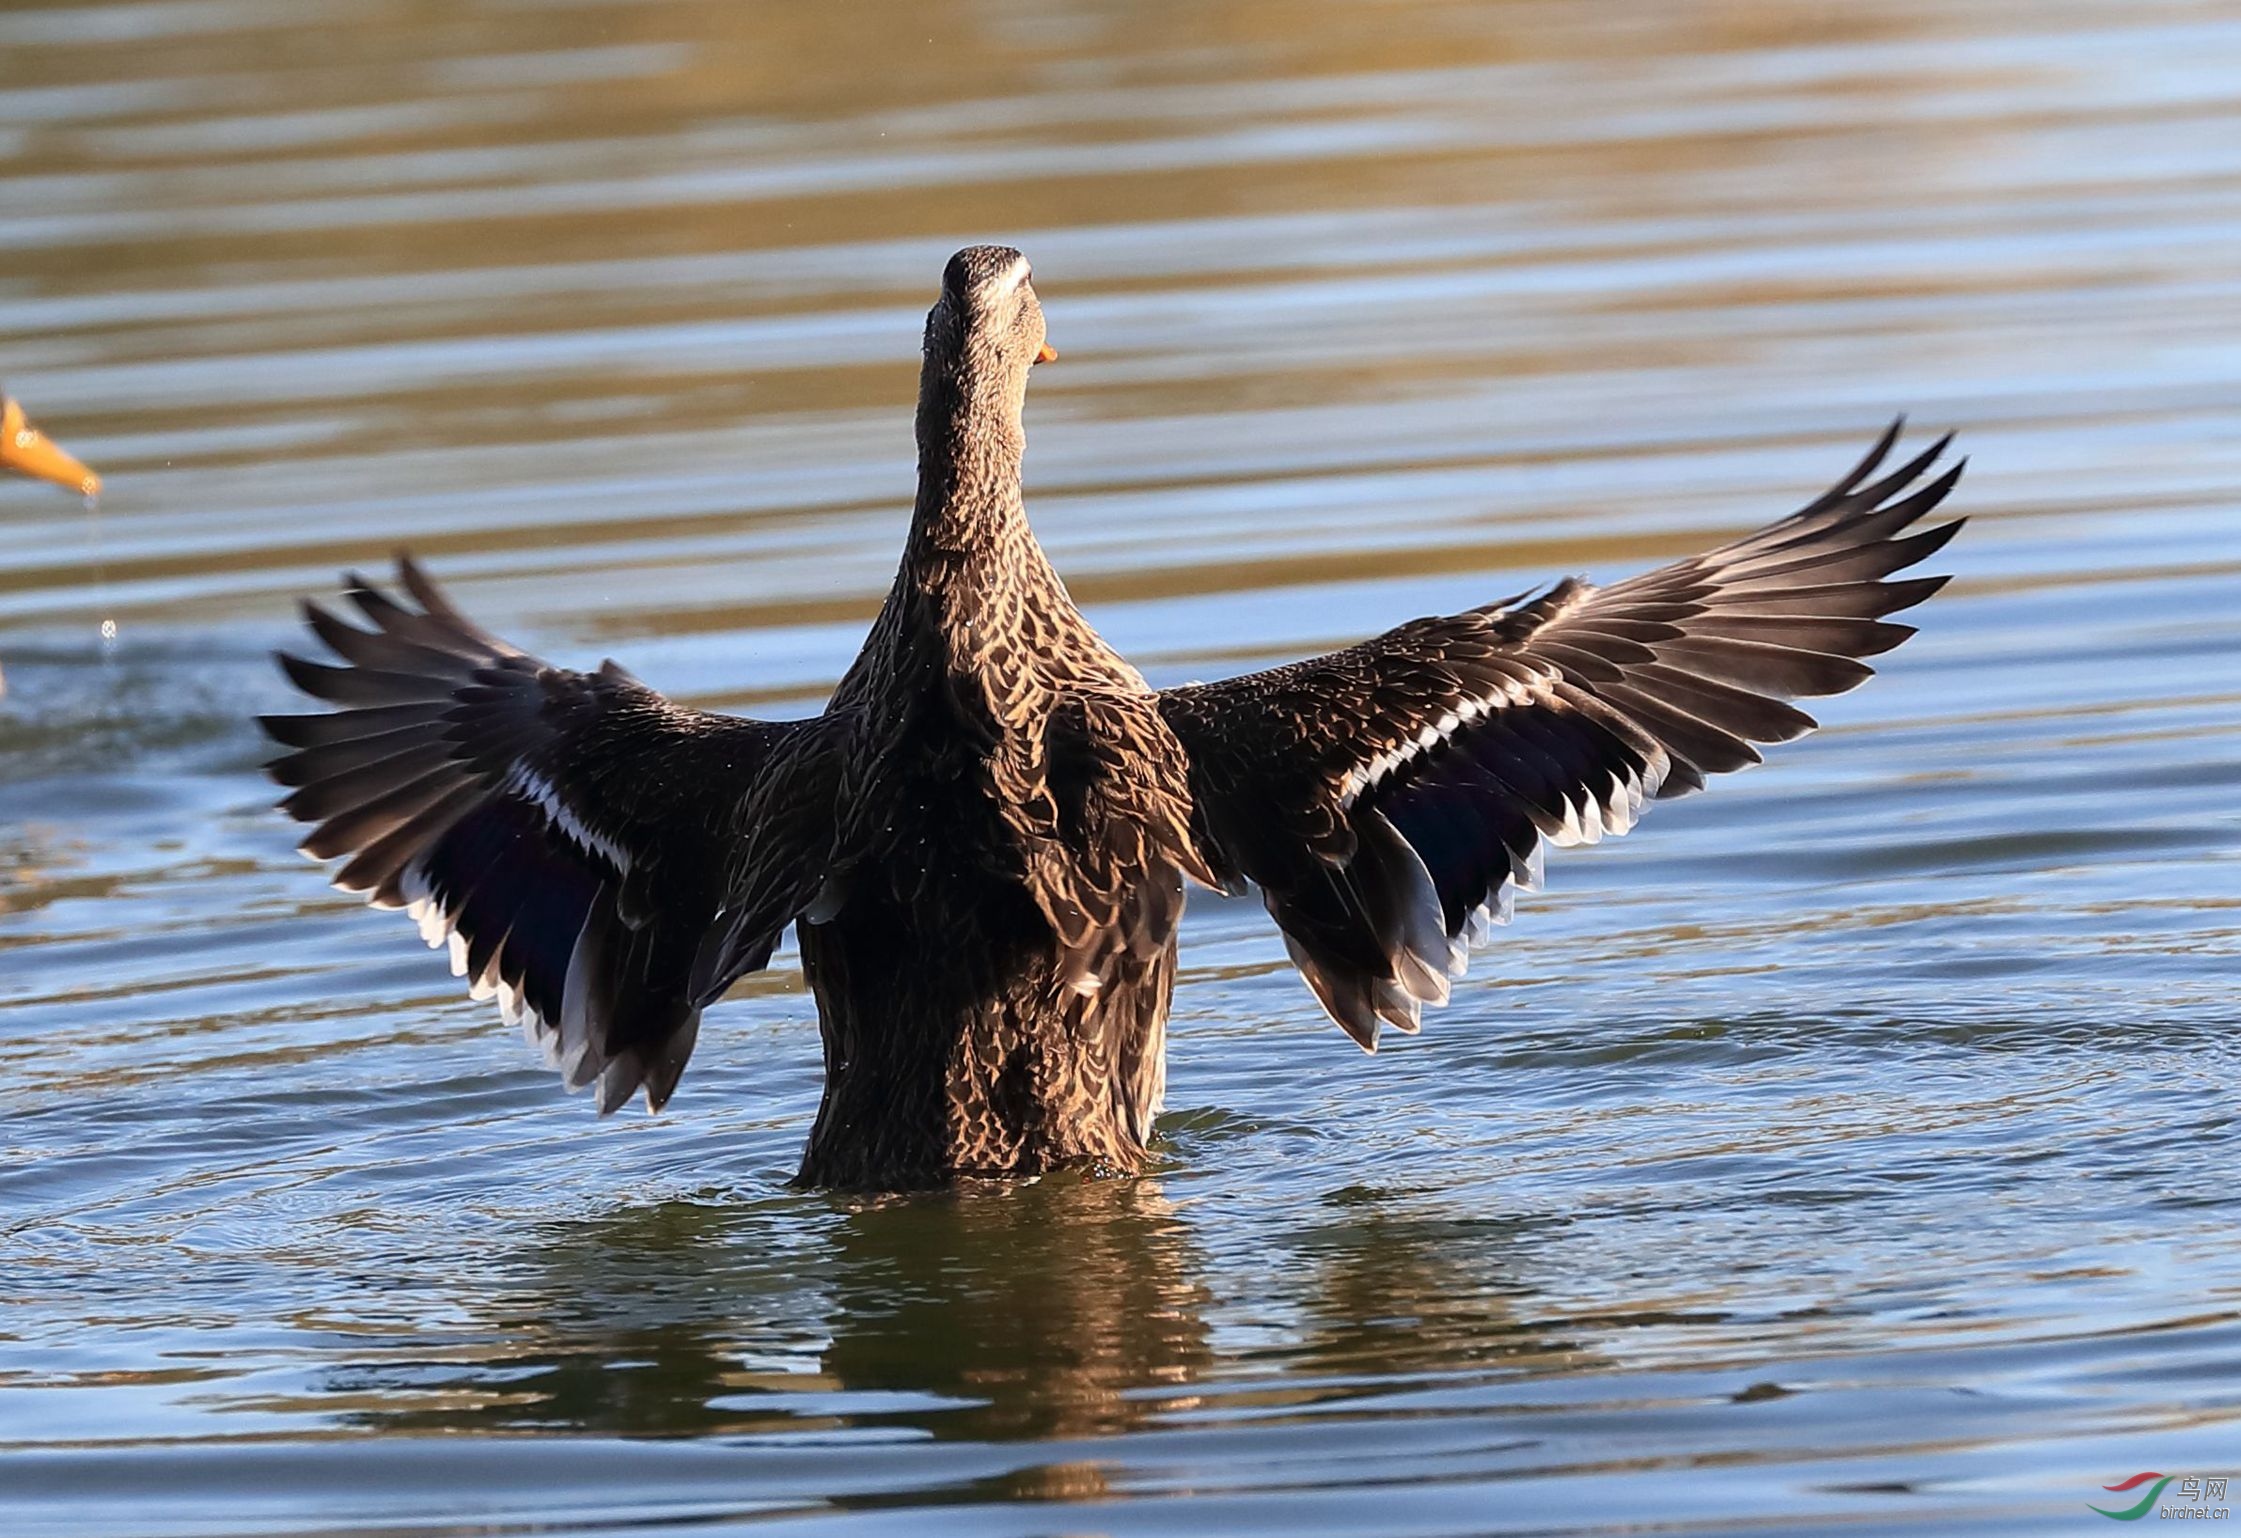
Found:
[262,559,828,1112]
[1159,423,1963,1048]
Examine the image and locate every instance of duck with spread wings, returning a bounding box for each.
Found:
[262,245,1963,1189]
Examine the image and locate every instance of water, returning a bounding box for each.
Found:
[3,0,2239,1532]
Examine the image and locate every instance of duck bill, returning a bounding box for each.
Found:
[1035,341,1059,364]
[1,396,101,496]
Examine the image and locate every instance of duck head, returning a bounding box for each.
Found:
[920,245,1057,429]
[1,391,100,496]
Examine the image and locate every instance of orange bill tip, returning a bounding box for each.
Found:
[0,395,101,497]
[1036,341,1059,364]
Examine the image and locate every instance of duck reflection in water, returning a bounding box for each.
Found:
[321,1176,1209,1449]
[312,1173,1598,1504]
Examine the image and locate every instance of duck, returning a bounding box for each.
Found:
[2,388,102,698]
[1,389,100,497]
[262,245,1963,1190]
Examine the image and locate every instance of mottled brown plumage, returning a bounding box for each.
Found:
[262,245,1964,1189]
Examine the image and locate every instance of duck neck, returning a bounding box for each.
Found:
[908,355,1033,568]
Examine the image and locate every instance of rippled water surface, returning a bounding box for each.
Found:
[5,1,2241,1533]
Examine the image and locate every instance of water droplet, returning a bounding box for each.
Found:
[100,618,118,643]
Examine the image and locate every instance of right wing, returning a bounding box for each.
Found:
[262,559,835,1113]
[1160,422,1963,1048]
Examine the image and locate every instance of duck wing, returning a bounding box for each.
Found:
[1158,421,1964,1049]
[262,558,835,1113]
